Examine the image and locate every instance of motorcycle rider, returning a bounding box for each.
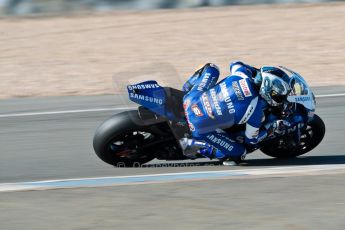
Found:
[181,61,295,165]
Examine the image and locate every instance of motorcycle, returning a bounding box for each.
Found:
[93,66,325,167]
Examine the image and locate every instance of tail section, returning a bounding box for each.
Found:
[127,80,185,121]
[127,80,166,116]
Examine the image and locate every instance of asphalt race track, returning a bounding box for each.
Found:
[0,86,344,229]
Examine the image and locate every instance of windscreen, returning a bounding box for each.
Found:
[279,66,316,111]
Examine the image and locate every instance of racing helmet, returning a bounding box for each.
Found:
[259,66,293,106]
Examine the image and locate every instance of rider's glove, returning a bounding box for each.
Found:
[266,120,291,136]
[182,74,199,92]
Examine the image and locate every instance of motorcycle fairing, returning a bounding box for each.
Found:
[278,66,316,112]
[127,80,184,121]
[127,80,166,117]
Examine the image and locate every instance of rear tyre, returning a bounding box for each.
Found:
[260,114,325,158]
[93,110,157,167]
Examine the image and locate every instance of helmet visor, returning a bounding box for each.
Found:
[270,90,287,104]
[270,78,290,103]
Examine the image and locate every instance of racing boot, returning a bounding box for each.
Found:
[199,146,240,166]
[179,138,216,159]
[179,138,205,159]
[222,151,247,166]
[198,145,216,159]
[199,146,244,166]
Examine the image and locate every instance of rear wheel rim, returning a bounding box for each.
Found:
[108,130,155,160]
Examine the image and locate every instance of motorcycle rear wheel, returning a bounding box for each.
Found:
[93,110,161,167]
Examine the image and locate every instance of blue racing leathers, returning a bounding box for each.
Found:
[183,62,268,160]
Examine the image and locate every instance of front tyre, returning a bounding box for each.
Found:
[93,110,157,167]
[260,114,325,158]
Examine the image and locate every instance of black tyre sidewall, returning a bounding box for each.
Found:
[261,114,325,158]
[93,110,155,167]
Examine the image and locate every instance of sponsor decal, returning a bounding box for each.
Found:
[215,128,225,134]
[129,93,163,105]
[239,79,252,97]
[197,73,211,91]
[188,122,195,132]
[191,104,203,117]
[201,93,215,119]
[206,134,234,152]
[284,125,298,136]
[183,99,190,110]
[240,105,254,124]
[128,83,160,90]
[209,89,223,116]
[220,82,236,114]
[295,96,311,102]
[272,123,305,136]
[232,81,244,100]
[183,99,195,131]
[233,71,248,79]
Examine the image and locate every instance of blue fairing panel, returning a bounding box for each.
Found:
[127,80,166,116]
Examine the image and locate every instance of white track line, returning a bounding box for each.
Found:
[0,106,137,118]
[316,93,345,98]
[0,164,344,192]
[0,93,344,118]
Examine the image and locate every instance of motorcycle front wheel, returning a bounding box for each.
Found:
[260,114,325,158]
